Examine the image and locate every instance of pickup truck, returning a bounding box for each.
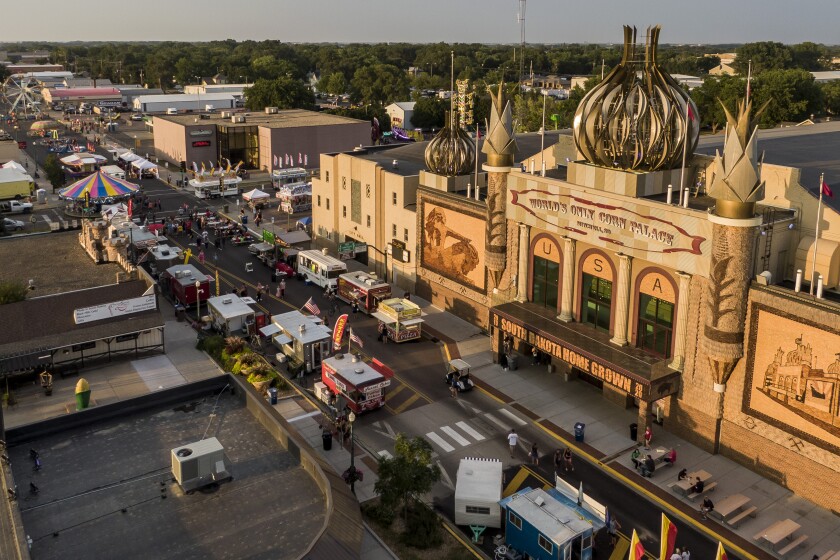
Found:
[0,200,34,214]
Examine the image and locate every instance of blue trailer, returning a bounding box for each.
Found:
[499,487,605,560]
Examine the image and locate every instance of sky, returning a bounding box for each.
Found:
[3,0,839,45]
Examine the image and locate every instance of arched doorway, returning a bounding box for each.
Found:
[635,269,677,359]
[529,235,561,311]
[579,251,614,333]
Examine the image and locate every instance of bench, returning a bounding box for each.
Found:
[778,535,808,556]
[686,481,717,501]
[726,506,757,528]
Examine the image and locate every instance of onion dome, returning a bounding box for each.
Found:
[424,111,475,176]
[573,25,699,172]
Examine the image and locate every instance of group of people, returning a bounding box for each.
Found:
[631,446,676,477]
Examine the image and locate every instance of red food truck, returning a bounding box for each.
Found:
[336,271,391,314]
[162,264,213,307]
[317,353,393,414]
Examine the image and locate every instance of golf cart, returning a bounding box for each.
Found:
[445,359,475,393]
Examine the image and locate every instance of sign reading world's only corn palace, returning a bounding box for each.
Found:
[507,175,714,277]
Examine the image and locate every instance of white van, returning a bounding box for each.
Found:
[166,108,178,115]
[101,165,126,180]
[296,250,347,289]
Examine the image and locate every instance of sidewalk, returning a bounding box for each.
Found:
[409,294,840,560]
[0,302,397,559]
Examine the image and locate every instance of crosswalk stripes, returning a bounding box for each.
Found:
[425,431,455,453]
[423,408,528,453]
[440,426,470,447]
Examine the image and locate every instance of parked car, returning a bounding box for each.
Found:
[131,113,144,121]
[274,261,295,279]
[3,217,25,231]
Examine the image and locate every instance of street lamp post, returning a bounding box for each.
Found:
[347,410,357,495]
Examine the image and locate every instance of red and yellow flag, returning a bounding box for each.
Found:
[660,514,677,560]
[332,313,348,351]
[715,542,728,560]
[629,529,645,560]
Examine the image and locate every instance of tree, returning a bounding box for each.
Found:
[318,72,348,96]
[43,154,65,191]
[752,69,823,126]
[350,64,410,107]
[691,75,748,133]
[374,434,440,523]
[821,80,840,116]
[244,77,314,110]
[0,281,27,304]
[791,42,828,71]
[410,97,447,130]
[734,42,793,75]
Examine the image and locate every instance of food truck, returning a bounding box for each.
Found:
[296,249,347,290]
[270,167,307,190]
[372,298,424,343]
[336,271,391,314]
[275,182,312,214]
[316,353,393,414]
[262,310,331,373]
[206,294,260,336]
[191,175,242,199]
[161,264,213,307]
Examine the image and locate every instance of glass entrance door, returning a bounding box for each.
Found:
[532,256,560,310]
[581,273,612,332]
[637,294,674,358]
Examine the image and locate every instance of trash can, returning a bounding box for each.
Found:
[322,430,333,451]
[223,204,229,213]
[629,423,638,441]
[175,305,185,322]
[574,422,585,442]
[268,387,278,405]
[507,353,518,371]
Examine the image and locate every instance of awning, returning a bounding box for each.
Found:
[259,324,281,337]
[277,230,311,245]
[371,311,393,323]
[250,242,273,253]
[273,333,293,346]
[795,236,840,288]
[400,318,424,326]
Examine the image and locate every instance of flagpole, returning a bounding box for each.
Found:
[746,59,752,106]
[810,172,824,295]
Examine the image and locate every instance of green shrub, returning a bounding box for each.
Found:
[400,503,442,549]
[198,335,225,359]
[362,502,395,528]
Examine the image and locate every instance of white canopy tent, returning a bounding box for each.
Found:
[118,152,142,164]
[242,188,270,202]
[130,158,159,175]
[2,161,27,173]
[60,153,107,166]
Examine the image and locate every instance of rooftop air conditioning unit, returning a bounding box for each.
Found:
[175,270,184,279]
[220,111,232,119]
[171,437,231,492]
[265,106,278,114]
[222,297,232,304]
[231,115,245,123]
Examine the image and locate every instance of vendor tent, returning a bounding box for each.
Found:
[277,230,311,246]
[118,152,142,164]
[2,161,28,174]
[131,158,159,175]
[100,203,129,220]
[60,153,107,166]
[242,188,270,202]
[59,170,140,200]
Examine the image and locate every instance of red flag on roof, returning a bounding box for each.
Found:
[822,181,833,198]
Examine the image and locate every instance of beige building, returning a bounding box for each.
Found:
[153,109,369,171]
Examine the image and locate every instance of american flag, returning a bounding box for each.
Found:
[303,297,321,316]
[350,329,363,348]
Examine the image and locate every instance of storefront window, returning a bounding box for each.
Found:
[217,125,259,169]
[637,294,673,358]
[581,273,612,332]
[532,256,559,310]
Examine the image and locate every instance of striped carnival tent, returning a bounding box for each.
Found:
[58,170,140,200]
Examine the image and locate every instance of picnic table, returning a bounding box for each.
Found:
[647,447,672,464]
[673,470,713,496]
[710,493,750,519]
[754,519,800,546]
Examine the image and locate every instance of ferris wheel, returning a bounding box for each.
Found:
[2,74,44,115]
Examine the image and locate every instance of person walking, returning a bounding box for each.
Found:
[507,429,518,458]
[681,547,690,560]
[554,449,563,477]
[607,512,621,547]
[279,279,286,298]
[529,442,539,466]
[563,446,574,472]
[255,283,265,302]
[644,425,652,448]
[449,378,459,399]
[198,250,205,265]
[377,321,386,342]
[670,548,682,560]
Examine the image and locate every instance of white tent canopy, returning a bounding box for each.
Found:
[131,158,159,172]
[242,188,270,201]
[2,161,27,173]
[61,153,107,166]
[118,152,142,163]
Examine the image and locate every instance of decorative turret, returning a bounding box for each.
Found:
[708,99,767,219]
[424,111,475,176]
[483,82,516,287]
[573,25,699,172]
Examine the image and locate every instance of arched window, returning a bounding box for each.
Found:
[635,269,677,359]
[530,235,561,311]
[579,251,614,333]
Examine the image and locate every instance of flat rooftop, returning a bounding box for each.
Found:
[0,231,123,296]
[9,390,325,559]
[158,108,366,129]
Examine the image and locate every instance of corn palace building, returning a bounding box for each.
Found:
[312,28,840,511]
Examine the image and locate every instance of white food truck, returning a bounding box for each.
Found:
[296,249,347,290]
